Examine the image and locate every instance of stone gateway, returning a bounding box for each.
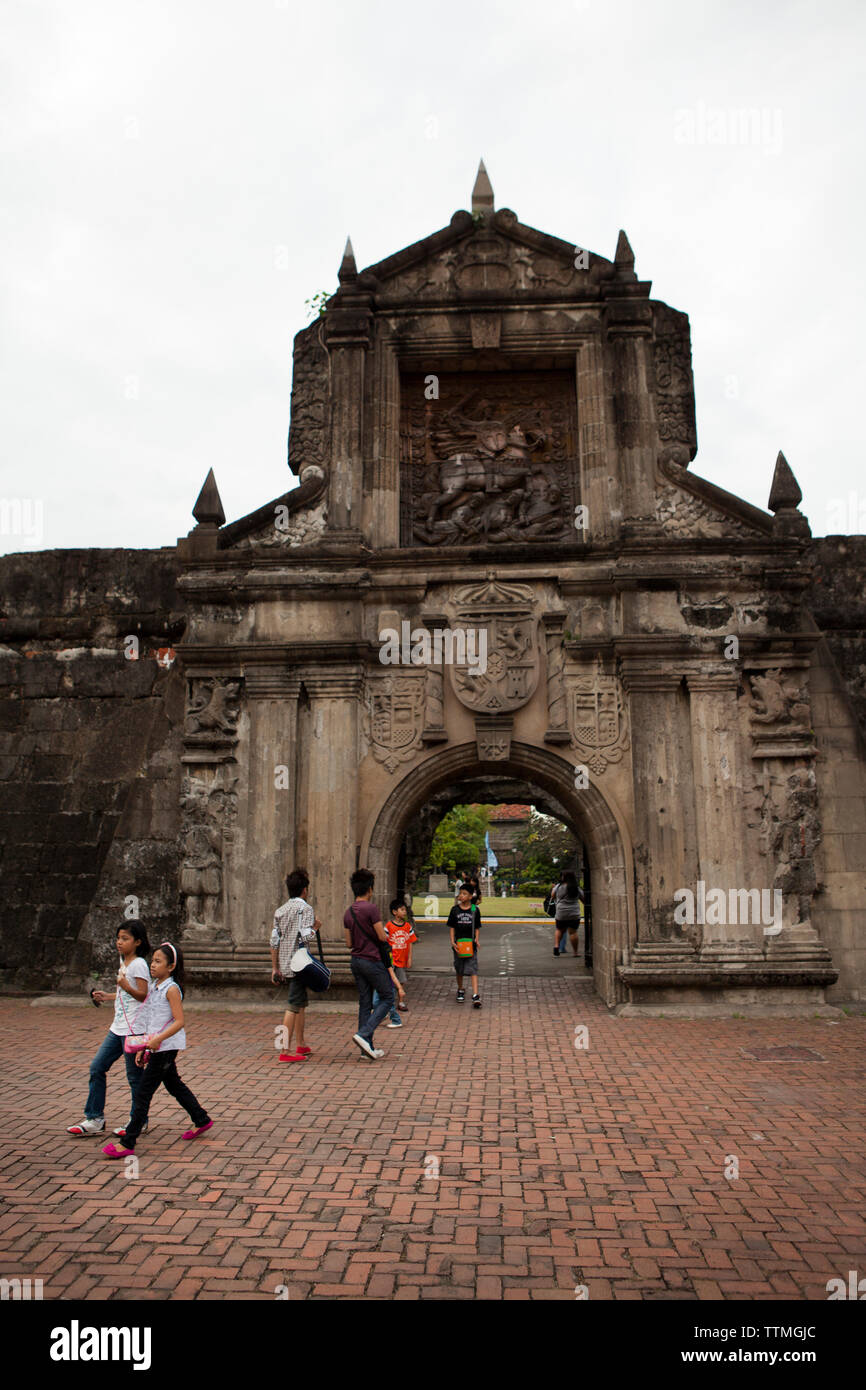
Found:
[2,164,865,1014]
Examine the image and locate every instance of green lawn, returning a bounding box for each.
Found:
[411,895,549,919]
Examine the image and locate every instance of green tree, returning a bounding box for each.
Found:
[429,804,491,874]
[514,810,579,884]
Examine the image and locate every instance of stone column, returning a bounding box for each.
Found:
[685,673,755,948]
[241,668,300,943]
[299,670,363,948]
[367,333,401,548]
[575,336,619,541]
[323,274,372,535]
[621,668,699,941]
[607,302,657,521]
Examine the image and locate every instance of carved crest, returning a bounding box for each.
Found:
[569,659,629,774]
[365,676,426,773]
[447,579,540,714]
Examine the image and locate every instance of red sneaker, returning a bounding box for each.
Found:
[279,1052,305,1062]
[296,1045,312,1055]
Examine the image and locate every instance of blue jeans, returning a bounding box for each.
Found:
[372,983,401,1025]
[351,958,394,1042]
[85,1030,144,1122]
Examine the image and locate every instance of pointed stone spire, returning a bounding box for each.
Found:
[768,451,802,512]
[614,229,635,272]
[192,468,225,527]
[338,236,357,285]
[471,159,494,215]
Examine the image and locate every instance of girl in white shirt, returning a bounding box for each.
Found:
[101,941,212,1158]
[66,922,151,1138]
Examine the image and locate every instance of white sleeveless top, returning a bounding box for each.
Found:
[146,978,186,1051]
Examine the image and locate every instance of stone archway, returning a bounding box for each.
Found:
[361,742,634,1007]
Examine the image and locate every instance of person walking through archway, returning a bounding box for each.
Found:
[550,870,584,956]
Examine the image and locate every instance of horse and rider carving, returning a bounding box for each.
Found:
[412,394,566,545]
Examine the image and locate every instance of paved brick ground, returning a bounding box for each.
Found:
[1,985,864,1301]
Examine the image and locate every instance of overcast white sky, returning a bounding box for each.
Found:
[1,0,864,554]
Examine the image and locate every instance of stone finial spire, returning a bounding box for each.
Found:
[614,229,635,273]
[192,468,225,527]
[768,450,803,512]
[338,236,357,285]
[472,159,494,215]
[768,451,810,537]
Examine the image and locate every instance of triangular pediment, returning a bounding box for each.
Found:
[362,209,623,302]
[655,461,772,540]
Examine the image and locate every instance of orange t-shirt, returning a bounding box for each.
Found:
[386,921,417,969]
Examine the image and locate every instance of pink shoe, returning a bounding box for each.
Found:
[102,1143,134,1159]
[279,1052,305,1062]
[296,1045,312,1055]
[182,1120,213,1140]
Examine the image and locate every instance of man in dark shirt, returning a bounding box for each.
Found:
[447,884,482,1007]
[343,868,405,1060]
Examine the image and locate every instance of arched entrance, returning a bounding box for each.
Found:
[361,742,634,1007]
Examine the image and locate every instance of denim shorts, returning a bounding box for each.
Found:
[452,949,478,975]
[287,976,309,1012]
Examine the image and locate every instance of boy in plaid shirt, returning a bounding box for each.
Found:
[270,867,321,1062]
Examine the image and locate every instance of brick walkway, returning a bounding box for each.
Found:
[1,985,864,1300]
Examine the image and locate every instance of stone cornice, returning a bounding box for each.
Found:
[301,670,364,699]
[175,641,376,666]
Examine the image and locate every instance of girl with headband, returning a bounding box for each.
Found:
[101,941,213,1159]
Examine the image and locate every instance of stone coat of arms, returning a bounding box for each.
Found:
[448,579,540,714]
[570,658,629,774]
[365,675,426,773]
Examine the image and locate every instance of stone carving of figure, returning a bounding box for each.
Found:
[180,823,222,925]
[185,678,241,735]
[416,397,546,542]
[750,669,810,728]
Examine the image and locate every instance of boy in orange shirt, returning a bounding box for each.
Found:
[387,898,417,1015]
[372,897,418,1024]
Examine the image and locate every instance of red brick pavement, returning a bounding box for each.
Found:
[0,983,864,1301]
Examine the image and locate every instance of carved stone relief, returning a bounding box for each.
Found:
[364,674,426,773]
[234,494,328,550]
[185,677,242,739]
[287,322,329,471]
[385,234,605,302]
[653,304,697,465]
[445,579,540,714]
[568,657,630,774]
[656,480,756,540]
[401,370,579,546]
[179,763,238,937]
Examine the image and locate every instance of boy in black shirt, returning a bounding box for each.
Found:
[447,884,481,1007]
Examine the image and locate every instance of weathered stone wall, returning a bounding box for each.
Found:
[808,537,866,1001]
[811,537,866,736]
[0,549,186,991]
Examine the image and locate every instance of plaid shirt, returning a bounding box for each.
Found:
[270,897,316,977]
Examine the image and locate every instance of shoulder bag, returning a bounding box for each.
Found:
[289,932,331,993]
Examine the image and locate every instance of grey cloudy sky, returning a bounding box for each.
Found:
[2,0,864,554]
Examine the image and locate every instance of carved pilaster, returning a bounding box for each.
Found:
[543,614,570,743]
[685,672,751,949]
[621,668,699,943]
[575,336,619,541]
